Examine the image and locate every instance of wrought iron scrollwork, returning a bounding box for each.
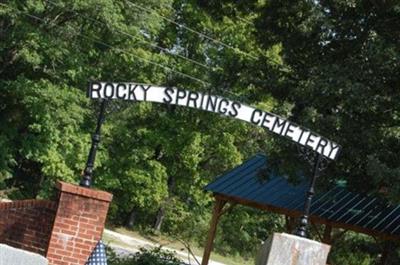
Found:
[297,144,331,172]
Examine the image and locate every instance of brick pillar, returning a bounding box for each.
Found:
[46,181,112,265]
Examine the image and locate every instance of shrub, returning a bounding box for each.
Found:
[108,247,183,265]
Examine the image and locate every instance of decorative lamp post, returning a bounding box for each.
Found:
[294,152,324,238]
[80,100,108,188]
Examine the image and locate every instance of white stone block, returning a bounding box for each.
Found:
[255,233,330,265]
[0,244,48,265]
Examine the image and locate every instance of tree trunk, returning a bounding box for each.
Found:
[127,208,137,228]
[153,207,165,231]
[380,241,394,265]
[322,225,332,244]
[285,216,296,233]
[153,175,175,231]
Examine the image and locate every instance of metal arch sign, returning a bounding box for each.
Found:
[88,82,341,160]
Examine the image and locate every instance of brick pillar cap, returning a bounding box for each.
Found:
[56,181,113,202]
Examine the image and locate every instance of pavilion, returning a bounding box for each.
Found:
[201,154,400,265]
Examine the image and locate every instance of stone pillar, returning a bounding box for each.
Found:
[255,233,331,265]
[46,181,112,265]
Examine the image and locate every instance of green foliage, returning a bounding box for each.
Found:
[213,206,285,258]
[251,0,400,199]
[327,232,400,265]
[328,232,377,265]
[0,77,90,198]
[1,2,274,257]
[108,247,182,265]
[1,0,399,263]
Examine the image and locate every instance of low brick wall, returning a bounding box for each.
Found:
[0,199,57,255]
[0,182,112,265]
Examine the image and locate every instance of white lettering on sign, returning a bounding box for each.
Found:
[88,82,341,160]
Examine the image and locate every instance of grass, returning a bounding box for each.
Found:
[103,227,254,265]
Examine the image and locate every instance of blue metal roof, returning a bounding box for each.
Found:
[204,154,400,240]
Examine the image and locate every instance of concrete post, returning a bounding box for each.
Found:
[255,233,331,265]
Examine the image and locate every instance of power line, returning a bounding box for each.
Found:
[1,3,245,102]
[0,3,265,102]
[126,1,259,60]
[43,0,209,70]
[0,3,210,87]
[126,1,293,73]
[47,0,292,81]
[237,16,253,26]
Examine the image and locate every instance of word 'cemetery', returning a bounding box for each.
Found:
[88,82,341,160]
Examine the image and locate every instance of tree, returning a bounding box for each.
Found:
[0,0,174,199]
[0,0,317,259]
[0,78,90,198]
[249,0,400,201]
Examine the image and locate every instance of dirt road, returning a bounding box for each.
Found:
[103,229,226,265]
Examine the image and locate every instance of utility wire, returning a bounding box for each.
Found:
[42,1,258,100]
[43,0,209,70]
[237,16,253,26]
[0,3,210,87]
[1,3,256,102]
[47,0,292,81]
[126,1,293,73]
[126,1,259,60]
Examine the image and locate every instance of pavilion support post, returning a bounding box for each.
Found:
[201,197,226,265]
